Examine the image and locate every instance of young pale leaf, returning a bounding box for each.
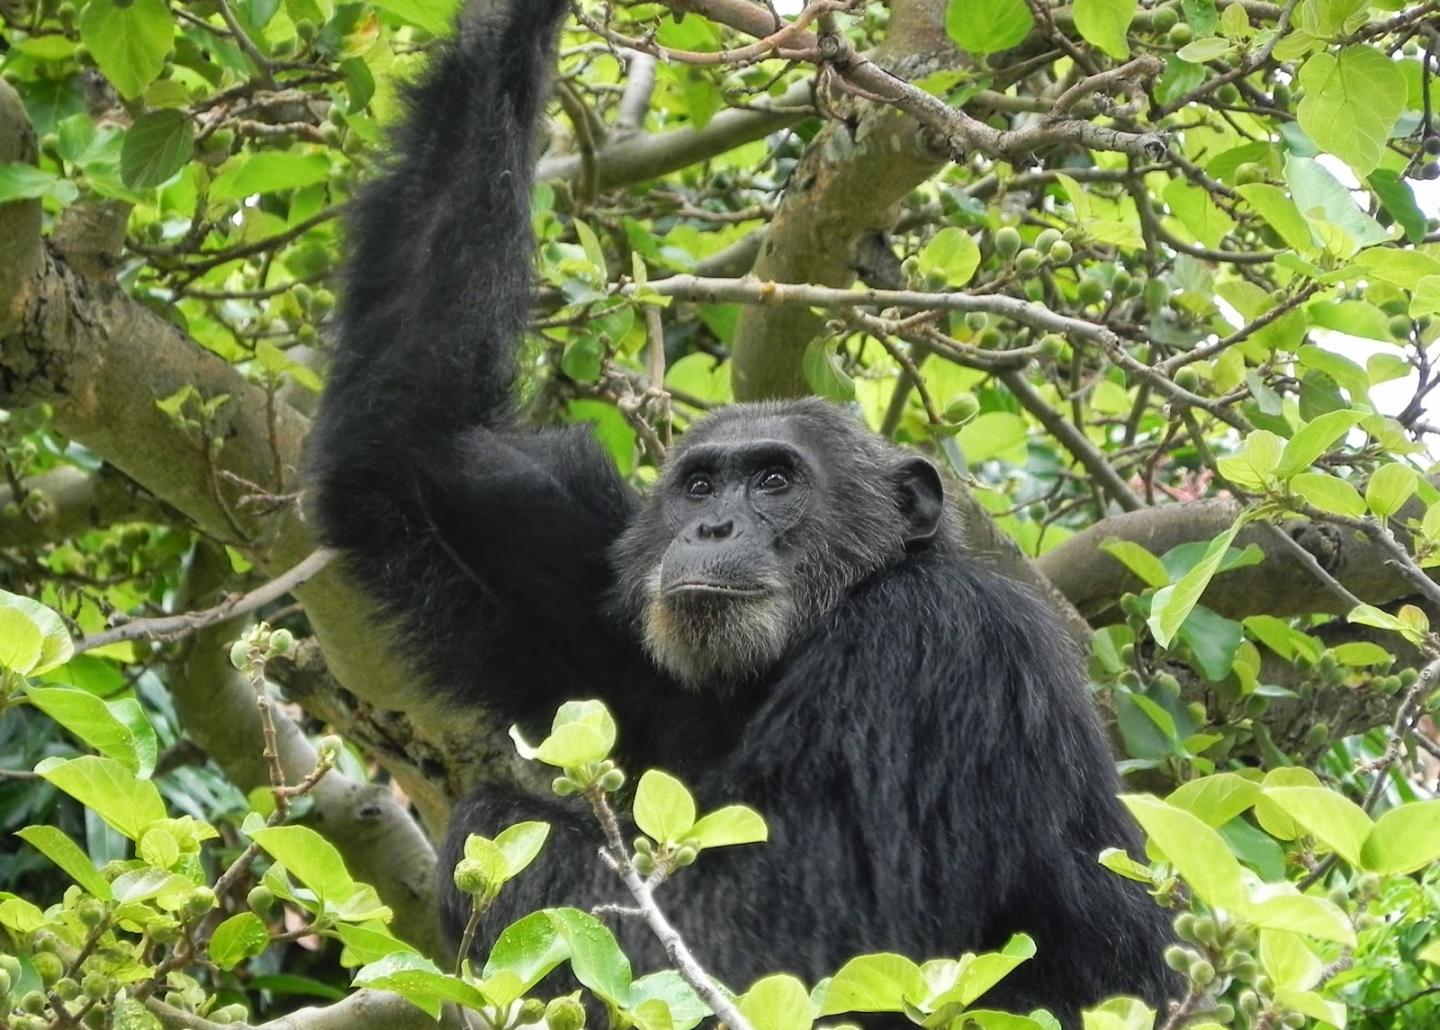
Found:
[1074,0,1136,59]
[1262,786,1371,867]
[0,589,73,674]
[35,755,166,840]
[1260,928,1322,991]
[494,821,550,877]
[635,770,697,842]
[1166,773,1261,828]
[1099,540,1170,588]
[573,218,609,282]
[1242,893,1354,945]
[1098,847,1155,883]
[1296,45,1406,177]
[78,0,174,100]
[1176,37,1233,62]
[688,805,768,849]
[353,953,489,1017]
[930,934,1036,1009]
[0,608,43,675]
[1079,997,1156,1030]
[24,686,149,774]
[513,699,618,768]
[1119,795,1245,909]
[1146,521,1242,647]
[547,908,633,1007]
[739,974,814,1030]
[463,834,510,888]
[802,339,856,403]
[15,826,114,899]
[1274,410,1362,479]
[210,912,271,970]
[1365,462,1417,517]
[1216,431,1283,491]
[916,227,980,287]
[631,971,711,1030]
[1290,472,1366,518]
[483,912,570,995]
[250,825,360,904]
[1272,987,1345,1029]
[818,954,925,1015]
[1358,800,1440,875]
[944,0,1034,56]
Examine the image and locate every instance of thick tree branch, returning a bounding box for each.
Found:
[0,465,156,549]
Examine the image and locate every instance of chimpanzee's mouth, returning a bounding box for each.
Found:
[665,581,770,599]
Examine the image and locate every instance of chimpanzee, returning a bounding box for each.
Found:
[306,0,1177,1022]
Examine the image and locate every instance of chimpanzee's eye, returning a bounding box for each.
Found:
[685,474,713,498]
[757,468,791,492]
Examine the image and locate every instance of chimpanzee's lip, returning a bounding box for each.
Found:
[664,581,770,599]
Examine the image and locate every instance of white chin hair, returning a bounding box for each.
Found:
[642,590,795,688]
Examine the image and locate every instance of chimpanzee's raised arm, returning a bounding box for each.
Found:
[307,0,642,720]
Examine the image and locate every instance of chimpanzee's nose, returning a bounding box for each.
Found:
[696,519,735,541]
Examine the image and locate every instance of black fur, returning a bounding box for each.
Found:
[306,2,1178,1024]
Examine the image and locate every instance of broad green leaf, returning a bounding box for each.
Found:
[78,0,174,100]
[36,755,165,840]
[25,686,149,774]
[1272,987,1345,1028]
[1275,411,1362,479]
[250,825,360,904]
[635,770,697,842]
[1414,276,1440,319]
[1176,37,1232,63]
[802,338,856,403]
[958,412,1028,464]
[210,153,333,202]
[353,953,488,1017]
[931,934,1036,1009]
[1077,0,1140,57]
[1296,45,1406,176]
[0,590,73,674]
[1216,430,1283,490]
[120,109,193,189]
[1163,179,1234,249]
[1285,155,1389,252]
[944,0,1034,55]
[547,907,632,1007]
[740,974,814,1030]
[1369,168,1428,244]
[1100,540,1169,588]
[0,163,79,206]
[369,0,461,35]
[1237,182,1323,254]
[632,971,711,1030]
[1166,773,1260,827]
[1359,800,1440,874]
[1082,996,1157,1030]
[1328,641,1393,667]
[819,954,925,1015]
[917,227,980,287]
[1419,938,1440,966]
[1290,472,1365,518]
[1260,929,1322,990]
[0,608,43,675]
[1365,462,1416,517]
[1120,795,1245,908]
[511,699,617,768]
[210,912,271,970]
[1242,892,1355,945]
[493,821,550,878]
[573,218,608,281]
[15,825,113,899]
[484,912,570,994]
[1263,786,1371,866]
[688,805,768,848]
[1147,521,1242,647]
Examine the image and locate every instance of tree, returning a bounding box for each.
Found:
[1,0,1440,1026]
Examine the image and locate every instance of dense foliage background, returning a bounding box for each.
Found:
[2,0,1440,1026]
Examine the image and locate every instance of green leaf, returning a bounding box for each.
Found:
[250,825,362,905]
[120,109,194,189]
[1166,773,1261,827]
[1163,179,1235,249]
[1100,539,1170,588]
[1275,411,1361,479]
[931,934,1036,1009]
[916,227,980,287]
[0,590,74,674]
[511,699,617,768]
[36,755,165,840]
[1236,184,1315,254]
[740,974,814,1030]
[1243,893,1354,945]
[210,912,271,970]
[1147,521,1242,648]
[1369,168,1428,244]
[1074,0,1135,57]
[1359,800,1440,874]
[958,412,1028,464]
[493,821,550,878]
[573,218,608,282]
[0,608,43,675]
[484,912,571,994]
[635,770,697,842]
[0,163,79,206]
[1365,462,1416,517]
[802,338,856,403]
[1296,45,1406,177]
[78,0,174,100]
[688,805,768,849]
[818,954,924,1015]
[353,954,488,1017]
[369,0,461,35]
[1290,472,1365,518]
[1260,928,1322,990]
[547,908,632,1007]
[1263,786,1371,866]
[1328,641,1393,667]
[1216,430,1283,491]
[1285,155,1389,251]
[210,153,333,202]
[25,686,154,774]
[15,825,114,899]
[944,0,1034,56]
[632,972,711,1030]
[1120,794,1245,908]
[1176,37,1233,63]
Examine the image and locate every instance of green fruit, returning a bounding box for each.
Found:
[1164,944,1193,971]
[673,845,699,867]
[546,996,586,1030]
[453,858,490,895]
[1389,314,1412,338]
[1168,22,1193,45]
[977,327,1003,349]
[77,898,106,926]
[1190,959,1216,985]
[598,768,625,792]
[994,226,1022,259]
[1272,83,1291,108]
[520,998,547,1023]
[1216,83,1240,105]
[229,640,251,670]
[552,776,577,796]
[211,1004,249,1024]
[1153,7,1178,32]
[1016,248,1044,273]
[1035,228,1063,252]
[1174,366,1200,391]
[269,628,295,654]
[184,886,216,918]
[32,952,63,986]
[965,311,989,333]
[1112,269,1133,294]
[21,990,47,1014]
[633,852,656,876]
[247,885,276,913]
[82,972,108,1001]
[1039,334,1068,360]
[1077,277,1105,306]
[55,977,81,1000]
[1235,162,1267,185]
[0,967,10,997]
[944,392,980,425]
[1049,239,1073,263]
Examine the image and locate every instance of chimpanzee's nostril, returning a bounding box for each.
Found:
[697,519,735,540]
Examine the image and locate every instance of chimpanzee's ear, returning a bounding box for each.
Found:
[895,457,945,545]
